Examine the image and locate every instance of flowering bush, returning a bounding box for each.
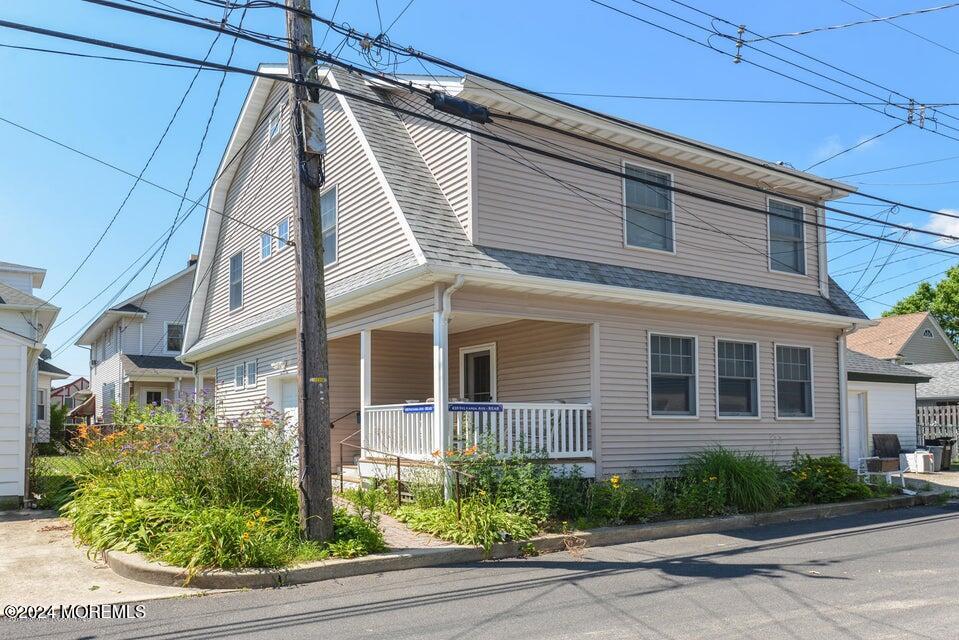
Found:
[784,453,872,505]
[63,397,384,574]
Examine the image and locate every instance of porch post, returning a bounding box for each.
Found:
[360,329,372,456]
[433,285,451,459]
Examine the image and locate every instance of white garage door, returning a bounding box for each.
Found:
[0,338,26,497]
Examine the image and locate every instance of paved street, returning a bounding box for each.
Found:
[6,503,959,640]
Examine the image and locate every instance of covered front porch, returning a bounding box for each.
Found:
[335,298,597,476]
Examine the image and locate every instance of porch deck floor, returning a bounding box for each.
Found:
[333,496,462,551]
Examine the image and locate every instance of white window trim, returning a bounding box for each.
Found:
[267,111,282,142]
[766,196,809,278]
[321,185,339,268]
[260,231,273,262]
[142,388,164,406]
[246,360,258,387]
[714,337,761,420]
[277,217,291,251]
[773,342,816,420]
[234,364,245,389]
[622,160,677,256]
[648,332,699,419]
[458,342,497,402]
[229,251,244,313]
[163,321,184,355]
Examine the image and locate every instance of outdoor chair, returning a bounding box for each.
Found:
[870,434,907,472]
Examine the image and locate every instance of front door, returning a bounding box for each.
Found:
[846,391,867,465]
[462,345,495,402]
[280,379,298,425]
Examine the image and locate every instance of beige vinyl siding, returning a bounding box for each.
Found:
[197,331,360,466]
[370,331,432,405]
[199,79,413,342]
[900,317,958,364]
[473,119,822,296]
[394,94,472,237]
[451,287,841,476]
[449,320,590,402]
[328,287,436,337]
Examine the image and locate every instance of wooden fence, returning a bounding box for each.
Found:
[916,406,959,460]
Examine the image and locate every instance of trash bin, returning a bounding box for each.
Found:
[924,437,956,471]
[926,445,944,471]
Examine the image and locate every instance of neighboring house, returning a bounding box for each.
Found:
[76,258,198,422]
[179,65,871,478]
[910,361,959,407]
[50,376,90,410]
[846,311,958,365]
[844,349,931,464]
[36,358,70,443]
[0,261,59,499]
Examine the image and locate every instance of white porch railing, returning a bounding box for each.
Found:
[362,404,436,460]
[451,403,592,459]
[362,402,592,461]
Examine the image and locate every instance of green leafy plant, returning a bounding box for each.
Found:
[785,453,872,504]
[585,475,664,525]
[396,495,537,551]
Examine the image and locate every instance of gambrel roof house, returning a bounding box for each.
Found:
[0,261,59,499]
[77,259,198,422]
[181,65,872,477]
[846,311,959,365]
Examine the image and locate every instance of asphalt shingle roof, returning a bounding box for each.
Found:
[123,354,191,373]
[845,349,930,382]
[911,361,959,400]
[111,303,147,313]
[38,359,70,376]
[846,312,930,360]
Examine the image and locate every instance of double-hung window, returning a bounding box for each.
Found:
[320,187,337,265]
[246,361,257,387]
[234,364,245,388]
[625,164,673,252]
[768,200,805,274]
[650,334,696,416]
[717,340,758,417]
[277,218,290,249]
[165,323,183,353]
[229,252,243,310]
[776,345,813,418]
[260,232,272,260]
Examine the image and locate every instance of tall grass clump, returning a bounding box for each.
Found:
[679,447,784,514]
[62,398,384,575]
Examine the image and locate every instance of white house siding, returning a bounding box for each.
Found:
[0,336,26,496]
[121,272,194,357]
[394,94,472,238]
[472,119,823,298]
[448,320,591,403]
[450,287,842,477]
[847,380,918,454]
[90,352,123,422]
[899,316,957,364]
[199,78,413,342]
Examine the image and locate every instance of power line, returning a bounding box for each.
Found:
[832,154,959,179]
[487,90,959,106]
[7,18,959,260]
[748,2,959,42]
[839,0,959,59]
[804,123,905,171]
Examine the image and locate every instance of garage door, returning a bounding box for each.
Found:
[0,338,26,497]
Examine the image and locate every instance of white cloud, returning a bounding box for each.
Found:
[809,132,883,165]
[924,209,959,245]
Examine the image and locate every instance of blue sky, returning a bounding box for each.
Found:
[3,1,958,379]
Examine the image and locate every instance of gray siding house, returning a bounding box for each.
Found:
[77,259,198,422]
[180,65,870,478]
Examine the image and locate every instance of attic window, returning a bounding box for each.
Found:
[267,112,281,141]
[923,328,935,338]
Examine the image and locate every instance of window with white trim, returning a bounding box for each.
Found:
[37,388,46,421]
[277,218,290,249]
[321,187,337,265]
[267,112,281,141]
[260,232,272,260]
[625,164,673,252]
[229,252,243,310]
[768,200,806,274]
[246,361,257,387]
[650,334,696,415]
[145,390,162,406]
[460,344,495,402]
[717,340,758,417]
[165,323,183,353]
[776,345,813,417]
[234,364,245,388]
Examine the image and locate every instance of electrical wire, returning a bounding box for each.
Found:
[804,123,905,171]
[840,0,959,59]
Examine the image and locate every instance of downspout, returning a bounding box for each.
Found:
[442,275,466,325]
[838,325,855,466]
[435,275,465,500]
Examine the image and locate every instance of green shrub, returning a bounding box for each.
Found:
[548,467,591,520]
[666,474,728,519]
[62,398,385,573]
[466,450,553,525]
[586,476,664,525]
[680,447,784,513]
[396,495,537,550]
[786,453,873,504]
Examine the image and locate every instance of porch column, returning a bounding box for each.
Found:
[174,377,182,401]
[433,296,450,456]
[360,329,372,455]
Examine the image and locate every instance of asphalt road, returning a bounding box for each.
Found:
[7,503,959,640]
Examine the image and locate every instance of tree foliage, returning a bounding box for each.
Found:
[883,266,959,345]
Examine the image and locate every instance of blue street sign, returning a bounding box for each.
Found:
[448,403,504,412]
[403,404,435,414]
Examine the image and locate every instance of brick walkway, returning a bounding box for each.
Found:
[333,496,459,550]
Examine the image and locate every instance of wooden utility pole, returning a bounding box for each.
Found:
[286,0,333,541]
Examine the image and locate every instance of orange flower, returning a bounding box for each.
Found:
[431,449,441,457]
[136,424,146,432]
[261,419,274,428]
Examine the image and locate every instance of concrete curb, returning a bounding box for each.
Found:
[104,493,941,590]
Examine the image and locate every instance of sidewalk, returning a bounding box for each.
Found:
[0,510,209,607]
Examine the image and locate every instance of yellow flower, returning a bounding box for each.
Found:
[242,532,250,541]
[254,510,261,517]
[610,475,621,489]
[246,520,255,529]
[259,516,268,524]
